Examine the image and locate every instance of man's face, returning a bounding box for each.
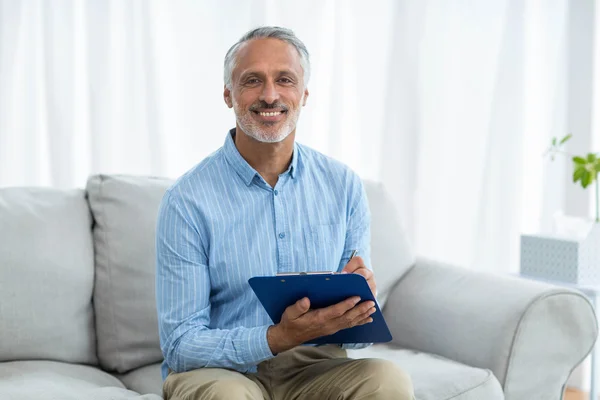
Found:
[224,38,309,143]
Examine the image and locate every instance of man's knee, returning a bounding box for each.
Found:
[164,372,263,400]
[198,379,263,400]
[356,359,414,400]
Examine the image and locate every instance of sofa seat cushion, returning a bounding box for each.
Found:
[113,347,504,400]
[110,345,504,400]
[116,363,163,396]
[347,344,504,400]
[0,361,162,400]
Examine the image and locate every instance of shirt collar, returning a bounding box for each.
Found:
[223,128,299,186]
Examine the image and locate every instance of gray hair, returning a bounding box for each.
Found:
[224,26,311,90]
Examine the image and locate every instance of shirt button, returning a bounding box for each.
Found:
[279,232,286,239]
[274,190,279,196]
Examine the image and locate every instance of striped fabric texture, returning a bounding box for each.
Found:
[156,129,372,379]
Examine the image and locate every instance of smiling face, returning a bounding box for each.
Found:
[224,38,309,143]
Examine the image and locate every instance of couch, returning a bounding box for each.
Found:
[0,174,596,400]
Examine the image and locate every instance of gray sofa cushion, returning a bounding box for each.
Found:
[0,188,97,364]
[0,361,161,400]
[346,344,504,400]
[86,175,173,373]
[116,363,163,397]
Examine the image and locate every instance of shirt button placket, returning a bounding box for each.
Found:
[273,187,290,273]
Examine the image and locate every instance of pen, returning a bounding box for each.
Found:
[336,249,358,274]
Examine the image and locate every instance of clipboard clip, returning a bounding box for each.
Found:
[276,250,358,277]
[276,271,337,276]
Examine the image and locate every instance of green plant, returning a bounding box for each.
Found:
[546,134,600,222]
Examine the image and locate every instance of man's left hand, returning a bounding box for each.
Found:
[342,256,377,297]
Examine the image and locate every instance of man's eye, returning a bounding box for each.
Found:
[279,78,293,84]
[246,78,260,84]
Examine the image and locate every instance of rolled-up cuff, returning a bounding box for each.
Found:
[242,325,275,365]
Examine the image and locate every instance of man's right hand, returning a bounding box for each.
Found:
[266,296,376,355]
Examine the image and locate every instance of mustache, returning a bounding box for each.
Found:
[249,101,289,112]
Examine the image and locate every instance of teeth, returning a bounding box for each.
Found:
[259,111,282,117]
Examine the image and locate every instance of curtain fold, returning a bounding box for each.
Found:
[0,0,593,275]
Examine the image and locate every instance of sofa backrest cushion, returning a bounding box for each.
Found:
[0,188,97,364]
[362,181,416,307]
[86,175,173,373]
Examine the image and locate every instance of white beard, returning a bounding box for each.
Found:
[232,95,303,143]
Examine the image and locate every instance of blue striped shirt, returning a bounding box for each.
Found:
[156,129,372,379]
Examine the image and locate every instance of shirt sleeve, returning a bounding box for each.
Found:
[338,174,373,351]
[155,191,274,374]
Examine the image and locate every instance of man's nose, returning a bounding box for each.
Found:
[259,81,280,104]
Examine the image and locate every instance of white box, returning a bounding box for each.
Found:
[520,224,600,285]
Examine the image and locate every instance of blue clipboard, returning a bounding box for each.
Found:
[248,273,393,344]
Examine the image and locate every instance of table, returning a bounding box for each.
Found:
[518,273,599,400]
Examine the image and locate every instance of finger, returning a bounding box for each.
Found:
[318,296,361,321]
[341,256,365,274]
[287,297,311,320]
[351,306,376,325]
[368,280,377,296]
[350,268,376,296]
[354,316,374,326]
[334,301,376,329]
[353,267,373,281]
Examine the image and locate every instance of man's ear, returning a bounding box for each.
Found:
[224,86,233,108]
[302,88,309,106]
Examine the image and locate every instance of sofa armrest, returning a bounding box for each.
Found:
[383,257,598,400]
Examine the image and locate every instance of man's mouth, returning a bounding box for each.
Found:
[251,109,288,122]
[252,110,287,117]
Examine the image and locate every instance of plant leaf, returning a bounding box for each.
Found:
[595,160,600,174]
[587,170,596,186]
[573,167,585,183]
[552,137,557,146]
[582,170,591,188]
[587,153,597,163]
[573,156,587,165]
[559,133,573,145]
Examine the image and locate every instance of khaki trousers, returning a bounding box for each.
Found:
[163,345,414,400]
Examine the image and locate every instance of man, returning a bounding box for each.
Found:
[156,26,414,400]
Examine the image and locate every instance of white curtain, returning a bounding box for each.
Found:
[0,0,595,276]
